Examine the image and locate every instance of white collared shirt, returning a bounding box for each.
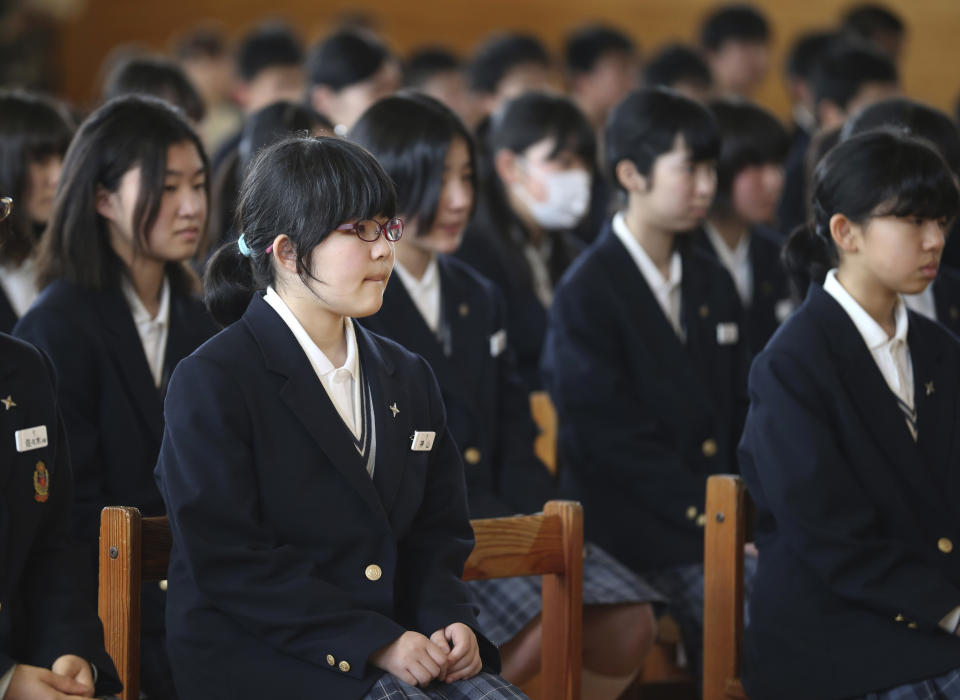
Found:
[264,286,362,439]
[704,222,753,307]
[393,257,442,333]
[612,212,684,340]
[902,285,937,323]
[122,276,170,389]
[0,256,38,318]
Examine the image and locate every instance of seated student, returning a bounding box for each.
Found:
[306,29,400,136]
[467,34,557,124]
[457,92,593,390]
[810,39,899,132]
[740,129,960,700]
[14,96,218,700]
[642,43,713,103]
[0,91,73,333]
[699,3,771,99]
[156,135,523,700]
[564,24,638,133]
[0,197,121,700]
[352,93,662,700]
[841,2,906,64]
[103,55,206,125]
[843,97,960,296]
[404,47,473,126]
[541,87,752,678]
[697,98,793,352]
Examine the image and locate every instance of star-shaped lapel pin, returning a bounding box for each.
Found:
[926,381,935,396]
[389,402,400,418]
[1,395,15,411]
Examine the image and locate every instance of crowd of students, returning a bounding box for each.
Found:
[3,2,960,699]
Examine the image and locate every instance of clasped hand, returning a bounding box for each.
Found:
[370,622,482,687]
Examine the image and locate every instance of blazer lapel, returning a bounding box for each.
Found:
[438,257,487,406]
[161,293,209,399]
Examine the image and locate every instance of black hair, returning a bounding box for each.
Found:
[173,25,229,62]
[238,101,323,173]
[489,91,596,165]
[236,23,304,82]
[643,43,712,91]
[811,40,898,112]
[103,56,206,123]
[36,95,210,294]
[564,24,636,75]
[350,93,476,235]
[700,4,770,51]
[843,98,960,178]
[709,97,788,214]
[467,33,551,94]
[0,90,74,264]
[606,87,720,191]
[841,4,905,41]
[203,136,397,326]
[783,129,959,295]
[306,29,392,91]
[785,30,839,80]
[405,47,462,88]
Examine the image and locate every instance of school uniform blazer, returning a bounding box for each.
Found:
[776,122,812,239]
[361,255,557,519]
[154,293,499,700]
[694,224,791,353]
[739,283,960,700]
[0,334,121,695]
[933,265,960,337]
[541,224,750,573]
[0,290,16,335]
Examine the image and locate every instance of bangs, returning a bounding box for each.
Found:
[679,113,721,162]
[305,141,397,230]
[872,154,960,222]
[547,111,598,165]
[492,92,596,166]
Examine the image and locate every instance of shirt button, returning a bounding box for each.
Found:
[939,538,954,554]
[464,447,482,465]
[326,655,335,666]
[339,661,351,673]
[365,564,382,581]
[701,439,718,458]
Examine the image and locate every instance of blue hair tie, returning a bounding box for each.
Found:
[237,234,253,257]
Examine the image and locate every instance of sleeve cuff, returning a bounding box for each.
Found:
[0,665,16,700]
[938,605,960,634]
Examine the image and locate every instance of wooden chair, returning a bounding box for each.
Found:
[98,500,583,700]
[702,474,751,700]
[529,391,558,475]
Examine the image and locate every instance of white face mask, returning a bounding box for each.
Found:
[513,168,592,230]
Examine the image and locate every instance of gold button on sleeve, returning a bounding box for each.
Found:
[939,537,954,554]
[696,513,707,528]
[326,655,335,666]
[339,661,351,673]
[686,506,697,520]
[365,564,382,581]
[158,579,168,592]
[908,622,919,629]
[464,447,482,465]
[895,614,905,622]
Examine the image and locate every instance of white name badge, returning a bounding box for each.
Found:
[15,425,48,453]
[410,431,436,452]
[489,329,508,358]
[716,322,739,346]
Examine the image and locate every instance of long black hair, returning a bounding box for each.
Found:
[36,95,210,294]
[0,90,73,264]
[782,129,959,297]
[350,92,476,234]
[203,136,397,327]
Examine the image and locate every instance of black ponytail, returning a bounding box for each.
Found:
[203,241,257,327]
[781,223,836,300]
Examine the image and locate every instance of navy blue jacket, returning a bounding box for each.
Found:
[361,255,556,519]
[542,226,750,572]
[776,122,812,239]
[155,293,499,700]
[694,225,792,353]
[739,283,960,699]
[0,290,15,335]
[932,266,960,337]
[0,333,121,695]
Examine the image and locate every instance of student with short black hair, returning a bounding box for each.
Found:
[564,24,638,131]
[14,96,218,700]
[697,98,792,352]
[467,34,555,122]
[404,47,472,125]
[0,91,73,333]
[699,3,771,98]
[542,87,752,679]
[811,39,899,130]
[841,3,906,62]
[642,43,713,102]
[306,29,400,135]
[158,135,523,700]
[233,22,305,117]
[103,55,206,123]
[457,91,594,389]
[743,128,960,700]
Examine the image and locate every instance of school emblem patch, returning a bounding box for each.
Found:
[33,461,49,503]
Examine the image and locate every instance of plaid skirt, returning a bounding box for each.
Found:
[361,672,528,699]
[467,542,665,645]
[860,667,960,699]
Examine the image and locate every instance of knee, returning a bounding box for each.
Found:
[584,603,658,675]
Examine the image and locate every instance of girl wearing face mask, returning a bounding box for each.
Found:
[697,97,794,352]
[0,91,73,333]
[14,96,217,700]
[353,93,663,700]
[458,91,594,389]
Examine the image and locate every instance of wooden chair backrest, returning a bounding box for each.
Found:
[98,500,583,700]
[529,391,558,475]
[703,474,751,700]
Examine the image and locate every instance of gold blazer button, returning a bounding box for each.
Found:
[339,661,351,673]
[365,564,383,581]
[938,537,954,554]
[326,655,335,666]
[464,447,482,464]
[686,506,698,520]
[701,439,718,458]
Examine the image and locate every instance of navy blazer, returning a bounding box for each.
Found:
[694,225,792,353]
[0,290,15,335]
[739,284,960,699]
[456,206,583,390]
[0,334,121,695]
[155,293,499,700]
[542,225,750,572]
[776,123,812,239]
[361,255,556,519]
[932,265,960,337]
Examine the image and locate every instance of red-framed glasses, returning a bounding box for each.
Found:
[336,217,404,242]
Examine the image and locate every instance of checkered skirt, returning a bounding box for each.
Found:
[467,542,665,645]
[361,672,528,699]
[860,667,960,699]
